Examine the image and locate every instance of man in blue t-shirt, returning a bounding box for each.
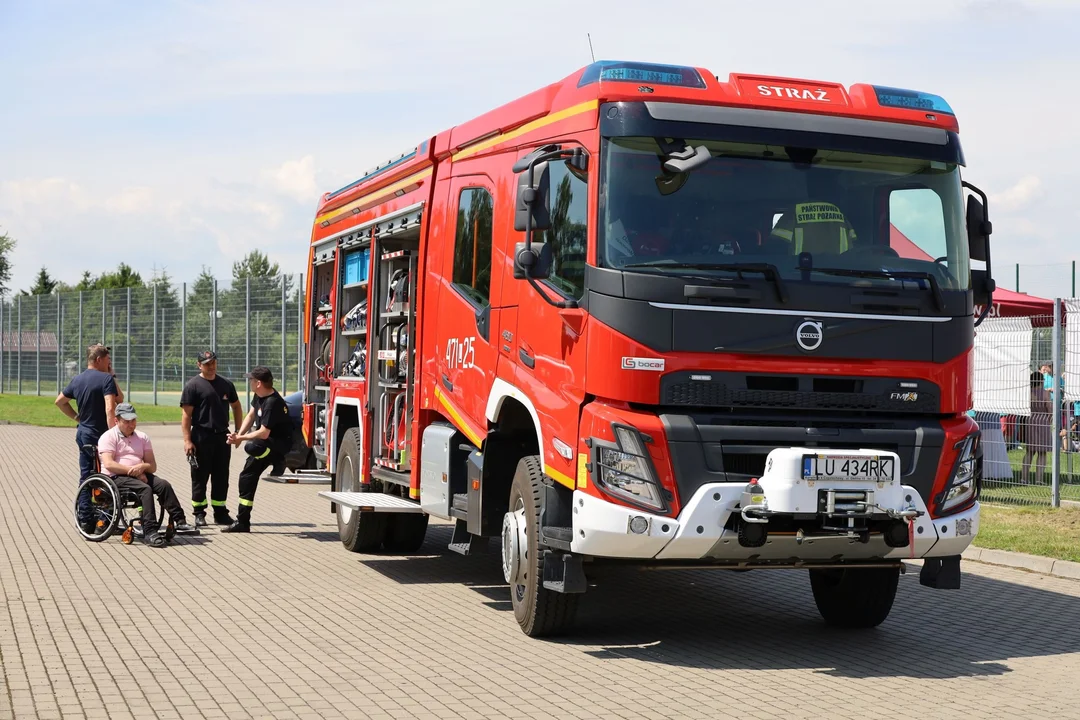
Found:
[55,344,124,479]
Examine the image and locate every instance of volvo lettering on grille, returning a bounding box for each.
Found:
[796,321,823,351]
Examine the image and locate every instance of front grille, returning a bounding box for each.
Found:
[660,372,940,414]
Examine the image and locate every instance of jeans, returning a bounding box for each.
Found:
[75,426,102,522]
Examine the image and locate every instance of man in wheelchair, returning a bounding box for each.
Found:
[96,402,199,547]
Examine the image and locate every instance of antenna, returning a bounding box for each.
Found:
[587,33,596,63]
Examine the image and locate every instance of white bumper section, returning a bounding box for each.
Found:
[571,446,979,562]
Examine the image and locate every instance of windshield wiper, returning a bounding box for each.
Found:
[811,267,944,311]
[622,261,789,304]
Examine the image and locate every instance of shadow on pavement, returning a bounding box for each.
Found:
[353,525,1080,679]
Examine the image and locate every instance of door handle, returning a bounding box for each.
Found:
[441,374,453,392]
[519,348,535,370]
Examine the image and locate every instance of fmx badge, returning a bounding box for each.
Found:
[796,321,823,351]
[621,357,665,372]
[890,392,919,402]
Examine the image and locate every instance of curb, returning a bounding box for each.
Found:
[964,546,1080,581]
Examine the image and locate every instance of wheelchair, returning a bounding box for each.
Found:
[73,444,175,545]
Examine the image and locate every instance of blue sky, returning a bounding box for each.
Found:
[1,0,1077,296]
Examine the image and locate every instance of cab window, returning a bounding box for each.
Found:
[452,187,494,306]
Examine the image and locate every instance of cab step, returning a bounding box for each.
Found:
[448,519,479,555]
[318,491,423,513]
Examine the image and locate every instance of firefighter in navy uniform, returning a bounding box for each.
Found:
[180,350,244,527]
[223,366,292,533]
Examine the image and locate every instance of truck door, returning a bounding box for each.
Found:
[432,174,500,444]
[510,152,590,487]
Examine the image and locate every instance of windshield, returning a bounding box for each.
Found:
[600,137,970,292]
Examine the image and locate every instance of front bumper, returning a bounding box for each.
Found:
[570,483,979,562]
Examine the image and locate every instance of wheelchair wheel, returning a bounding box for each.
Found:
[75,475,121,542]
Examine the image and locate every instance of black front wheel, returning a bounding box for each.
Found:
[809,565,900,629]
[504,455,579,637]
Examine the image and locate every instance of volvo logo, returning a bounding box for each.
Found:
[796,321,823,351]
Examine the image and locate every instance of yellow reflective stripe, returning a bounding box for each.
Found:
[210,500,227,507]
[840,227,850,252]
[238,499,254,507]
[409,487,420,499]
[253,447,271,459]
[576,453,588,489]
[314,168,433,227]
[451,100,599,162]
[771,228,793,241]
[434,387,483,448]
[545,465,575,491]
[794,227,803,254]
[192,500,209,508]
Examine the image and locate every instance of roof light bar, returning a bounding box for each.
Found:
[578,60,706,89]
[873,86,954,115]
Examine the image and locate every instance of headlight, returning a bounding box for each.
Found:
[593,424,665,511]
[939,436,979,514]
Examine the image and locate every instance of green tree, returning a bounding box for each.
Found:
[0,230,14,296]
[95,263,143,290]
[22,267,57,296]
[232,250,280,281]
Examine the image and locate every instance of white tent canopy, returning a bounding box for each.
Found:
[973,316,1033,416]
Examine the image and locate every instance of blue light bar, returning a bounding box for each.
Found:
[873,85,954,115]
[578,60,706,89]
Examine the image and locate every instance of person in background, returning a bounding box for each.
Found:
[1022,371,1053,484]
[180,350,243,527]
[55,344,123,479]
[97,403,199,547]
[222,367,292,533]
[1040,362,1071,452]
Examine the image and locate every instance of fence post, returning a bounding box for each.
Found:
[297,274,303,393]
[181,282,186,377]
[1073,260,1076,299]
[126,288,132,399]
[160,306,165,401]
[1015,263,1019,293]
[77,291,83,371]
[211,279,218,350]
[245,277,251,407]
[1052,298,1062,507]
[35,294,41,396]
[57,301,63,395]
[17,296,22,394]
[281,277,287,395]
[0,299,4,393]
[101,290,106,344]
[152,285,158,406]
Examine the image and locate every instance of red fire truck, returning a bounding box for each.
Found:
[302,60,995,637]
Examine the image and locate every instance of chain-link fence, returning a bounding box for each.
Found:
[974,303,1078,506]
[0,274,304,409]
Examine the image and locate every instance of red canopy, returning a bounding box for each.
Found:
[889,225,1053,319]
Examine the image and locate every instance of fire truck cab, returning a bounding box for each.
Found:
[304,60,994,637]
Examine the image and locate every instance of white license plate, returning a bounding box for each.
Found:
[802,454,894,482]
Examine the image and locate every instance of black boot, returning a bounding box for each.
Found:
[213,508,234,526]
[222,506,251,533]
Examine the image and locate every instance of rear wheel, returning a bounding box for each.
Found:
[505,455,579,637]
[336,428,386,553]
[75,475,121,542]
[809,565,900,628]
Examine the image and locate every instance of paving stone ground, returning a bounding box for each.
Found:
[1,423,1079,719]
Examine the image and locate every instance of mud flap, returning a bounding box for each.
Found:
[541,551,587,594]
[920,555,962,589]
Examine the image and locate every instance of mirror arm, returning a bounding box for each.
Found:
[526,276,578,309]
[518,146,588,280]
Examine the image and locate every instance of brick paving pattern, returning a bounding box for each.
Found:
[1,423,1079,719]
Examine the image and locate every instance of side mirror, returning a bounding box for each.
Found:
[513,241,552,280]
[514,160,551,233]
[966,194,991,262]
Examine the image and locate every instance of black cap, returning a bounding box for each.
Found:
[197,350,217,365]
[246,366,273,384]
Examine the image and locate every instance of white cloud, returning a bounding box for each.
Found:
[991,176,1044,213]
[104,186,154,214]
[261,156,319,204]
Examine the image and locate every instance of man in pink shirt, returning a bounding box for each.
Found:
[97,403,198,547]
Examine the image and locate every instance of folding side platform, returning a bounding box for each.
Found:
[318,491,424,513]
